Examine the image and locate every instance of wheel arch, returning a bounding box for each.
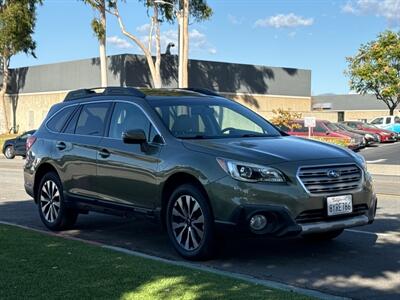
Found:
[160,172,213,228]
[33,162,59,203]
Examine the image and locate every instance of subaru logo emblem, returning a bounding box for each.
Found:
[327,170,340,178]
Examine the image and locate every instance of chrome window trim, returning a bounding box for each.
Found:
[296,162,364,195]
[45,99,166,145]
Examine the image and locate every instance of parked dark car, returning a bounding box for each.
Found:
[2,130,36,159]
[24,87,377,260]
[334,123,379,146]
[341,121,397,143]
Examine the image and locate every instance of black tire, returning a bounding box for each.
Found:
[166,184,215,260]
[4,145,15,159]
[302,229,344,241]
[37,172,78,231]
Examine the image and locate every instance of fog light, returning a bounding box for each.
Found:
[250,214,267,231]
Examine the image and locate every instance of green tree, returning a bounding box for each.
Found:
[0,0,42,133]
[81,0,108,87]
[346,30,400,115]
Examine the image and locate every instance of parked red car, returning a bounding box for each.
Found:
[283,119,365,150]
[341,121,397,143]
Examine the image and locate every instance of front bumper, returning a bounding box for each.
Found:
[215,195,376,237]
[209,159,376,238]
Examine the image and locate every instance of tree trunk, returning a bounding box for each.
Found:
[389,106,395,116]
[154,4,162,88]
[99,0,108,87]
[0,56,10,134]
[181,0,189,88]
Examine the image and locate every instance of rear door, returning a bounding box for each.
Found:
[53,102,112,200]
[96,101,163,209]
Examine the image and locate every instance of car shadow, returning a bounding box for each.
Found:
[0,199,399,299]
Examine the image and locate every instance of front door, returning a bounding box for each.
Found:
[96,101,163,209]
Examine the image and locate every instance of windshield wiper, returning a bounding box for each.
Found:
[178,135,207,139]
[240,133,271,138]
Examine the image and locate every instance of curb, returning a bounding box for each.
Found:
[0,220,348,300]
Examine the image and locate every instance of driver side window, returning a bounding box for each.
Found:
[109,102,152,141]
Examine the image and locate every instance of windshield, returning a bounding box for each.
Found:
[337,123,353,131]
[325,122,341,131]
[363,123,378,129]
[149,98,281,139]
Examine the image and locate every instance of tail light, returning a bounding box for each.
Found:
[26,136,37,152]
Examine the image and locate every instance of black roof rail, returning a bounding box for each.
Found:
[63,86,146,102]
[183,88,221,97]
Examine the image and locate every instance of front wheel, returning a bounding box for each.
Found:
[302,229,344,241]
[4,146,15,159]
[37,172,78,231]
[166,184,215,260]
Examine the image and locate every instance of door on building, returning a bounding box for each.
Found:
[338,112,345,122]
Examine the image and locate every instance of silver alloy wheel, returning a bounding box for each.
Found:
[171,195,205,251]
[5,146,13,159]
[40,180,61,223]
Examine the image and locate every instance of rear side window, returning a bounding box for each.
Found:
[47,106,76,132]
[75,103,111,136]
[64,106,82,134]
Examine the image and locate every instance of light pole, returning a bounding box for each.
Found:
[154,0,186,88]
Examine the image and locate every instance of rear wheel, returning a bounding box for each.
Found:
[303,229,344,241]
[166,184,215,260]
[37,172,78,231]
[4,146,15,159]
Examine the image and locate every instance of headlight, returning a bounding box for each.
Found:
[216,158,286,183]
[365,134,373,140]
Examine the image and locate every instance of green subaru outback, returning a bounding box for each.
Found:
[24,87,377,260]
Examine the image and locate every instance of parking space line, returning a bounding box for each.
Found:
[366,159,387,164]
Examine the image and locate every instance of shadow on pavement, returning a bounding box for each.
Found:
[0,199,399,300]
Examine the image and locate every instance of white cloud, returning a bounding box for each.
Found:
[107,36,133,49]
[254,13,314,28]
[228,14,243,25]
[342,0,400,26]
[136,23,151,33]
[288,31,297,38]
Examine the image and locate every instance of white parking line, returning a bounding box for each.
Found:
[366,159,387,164]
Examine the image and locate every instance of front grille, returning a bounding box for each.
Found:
[296,204,368,224]
[298,164,362,194]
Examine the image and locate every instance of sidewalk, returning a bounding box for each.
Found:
[367,164,400,177]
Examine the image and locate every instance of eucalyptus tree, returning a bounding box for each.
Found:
[0,0,42,133]
[82,0,108,87]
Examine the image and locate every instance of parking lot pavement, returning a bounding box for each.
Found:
[359,142,400,165]
[1,159,399,300]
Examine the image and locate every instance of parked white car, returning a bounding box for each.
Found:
[370,116,400,134]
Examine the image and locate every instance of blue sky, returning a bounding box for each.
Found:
[10,0,399,95]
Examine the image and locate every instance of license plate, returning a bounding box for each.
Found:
[327,195,353,216]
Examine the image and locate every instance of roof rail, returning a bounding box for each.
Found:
[183,88,221,97]
[63,86,146,102]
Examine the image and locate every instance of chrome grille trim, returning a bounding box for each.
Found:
[297,163,363,194]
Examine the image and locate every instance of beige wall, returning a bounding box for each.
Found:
[4,92,67,133]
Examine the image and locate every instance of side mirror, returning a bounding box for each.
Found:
[122,129,147,144]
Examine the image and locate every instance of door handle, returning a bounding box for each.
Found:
[98,148,110,158]
[56,141,67,151]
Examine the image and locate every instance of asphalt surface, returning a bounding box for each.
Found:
[0,158,399,300]
[359,142,400,165]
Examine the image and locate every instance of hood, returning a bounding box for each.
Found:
[182,136,352,165]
